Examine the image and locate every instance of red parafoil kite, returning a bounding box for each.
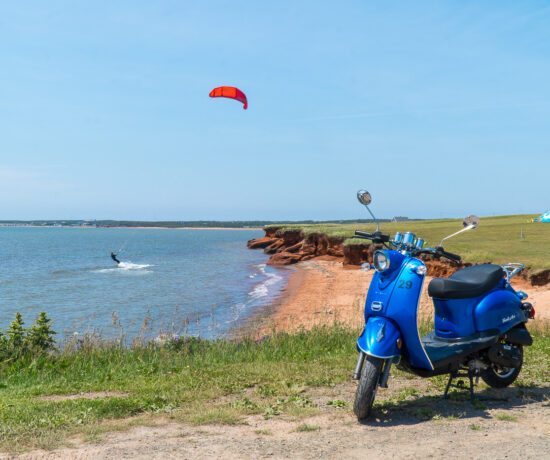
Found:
[209,86,248,109]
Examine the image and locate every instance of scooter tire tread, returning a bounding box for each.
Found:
[354,356,383,420]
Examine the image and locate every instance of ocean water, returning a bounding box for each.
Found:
[0,228,290,341]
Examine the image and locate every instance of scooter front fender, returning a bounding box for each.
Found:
[357,316,402,359]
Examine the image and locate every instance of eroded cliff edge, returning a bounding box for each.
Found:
[248,227,550,286]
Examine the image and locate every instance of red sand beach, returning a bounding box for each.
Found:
[258,259,550,333]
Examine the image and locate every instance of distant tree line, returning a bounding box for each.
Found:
[0,218,424,229]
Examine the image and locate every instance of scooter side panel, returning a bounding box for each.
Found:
[365,256,433,371]
[357,316,401,358]
[475,289,526,333]
[433,297,478,338]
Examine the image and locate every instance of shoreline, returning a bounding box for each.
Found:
[248,258,370,334]
[253,259,550,334]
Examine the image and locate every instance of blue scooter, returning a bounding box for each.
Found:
[352,190,536,420]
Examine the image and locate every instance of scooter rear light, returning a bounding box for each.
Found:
[522,302,535,319]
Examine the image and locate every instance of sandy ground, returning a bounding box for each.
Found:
[12,379,550,459]
[7,260,550,459]
[258,259,550,332]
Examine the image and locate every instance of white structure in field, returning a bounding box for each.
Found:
[534,211,550,222]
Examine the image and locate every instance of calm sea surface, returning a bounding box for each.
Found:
[0,228,290,341]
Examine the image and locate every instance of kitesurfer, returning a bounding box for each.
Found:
[110,252,120,264]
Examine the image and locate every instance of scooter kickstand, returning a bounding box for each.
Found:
[443,369,477,401]
[443,372,457,400]
[468,372,475,401]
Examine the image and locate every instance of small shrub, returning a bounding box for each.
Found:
[0,312,57,363]
[6,312,26,353]
[28,312,57,353]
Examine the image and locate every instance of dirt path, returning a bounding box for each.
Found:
[14,380,550,459]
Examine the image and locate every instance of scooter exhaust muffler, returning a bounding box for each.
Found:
[488,343,522,368]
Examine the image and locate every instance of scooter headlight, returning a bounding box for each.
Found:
[373,250,390,272]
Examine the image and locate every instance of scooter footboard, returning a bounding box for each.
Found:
[357,316,402,359]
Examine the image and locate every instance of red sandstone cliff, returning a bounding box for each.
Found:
[247,227,547,284]
[247,227,464,277]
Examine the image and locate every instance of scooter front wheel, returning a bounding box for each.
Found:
[353,355,383,420]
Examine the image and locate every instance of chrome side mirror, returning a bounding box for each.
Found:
[356,189,379,232]
[357,190,372,206]
[439,215,480,247]
[463,215,480,230]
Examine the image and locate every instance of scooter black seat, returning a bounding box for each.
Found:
[428,264,504,299]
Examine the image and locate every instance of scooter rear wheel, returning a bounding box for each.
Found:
[481,345,523,388]
[353,355,383,420]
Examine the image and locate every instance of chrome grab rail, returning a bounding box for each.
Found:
[501,263,524,282]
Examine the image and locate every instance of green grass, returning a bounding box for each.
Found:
[270,214,550,269]
[494,413,518,422]
[295,423,321,432]
[0,323,549,453]
[0,325,356,452]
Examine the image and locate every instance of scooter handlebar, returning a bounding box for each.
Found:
[435,247,462,263]
[354,231,390,243]
[420,247,462,264]
[354,230,374,238]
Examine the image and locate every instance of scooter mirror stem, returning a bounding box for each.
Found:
[439,223,477,247]
[357,189,380,232]
[363,204,380,233]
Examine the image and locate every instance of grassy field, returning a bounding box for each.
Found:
[1,322,549,453]
[274,214,550,269]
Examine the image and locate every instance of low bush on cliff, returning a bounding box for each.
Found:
[0,320,549,453]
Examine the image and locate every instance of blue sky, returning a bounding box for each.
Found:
[1,1,549,220]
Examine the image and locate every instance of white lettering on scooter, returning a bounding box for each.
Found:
[502,315,516,323]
